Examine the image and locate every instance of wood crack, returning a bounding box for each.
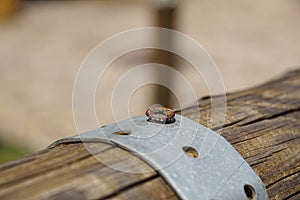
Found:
[98,174,159,200]
[283,190,300,200]
[0,145,114,188]
[267,171,300,188]
[238,108,300,127]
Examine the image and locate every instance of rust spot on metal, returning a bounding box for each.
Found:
[145,104,175,124]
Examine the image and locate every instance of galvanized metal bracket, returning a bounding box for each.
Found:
[49,114,269,200]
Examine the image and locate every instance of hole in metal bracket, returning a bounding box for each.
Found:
[244,184,256,200]
[113,130,131,135]
[183,146,198,158]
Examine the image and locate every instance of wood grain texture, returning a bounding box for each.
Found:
[179,69,300,199]
[0,69,299,200]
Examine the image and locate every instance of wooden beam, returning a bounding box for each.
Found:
[0,69,299,200]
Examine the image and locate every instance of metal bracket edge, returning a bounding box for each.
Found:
[49,114,269,200]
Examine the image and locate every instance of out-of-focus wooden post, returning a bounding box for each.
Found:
[152,0,179,108]
[0,0,20,19]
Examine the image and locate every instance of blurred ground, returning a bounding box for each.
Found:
[0,0,300,151]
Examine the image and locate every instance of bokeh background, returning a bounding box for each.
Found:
[0,0,300,163]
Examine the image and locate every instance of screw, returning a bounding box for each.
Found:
[145,104,175,124]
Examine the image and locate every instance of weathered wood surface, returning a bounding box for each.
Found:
[0,69,299,200]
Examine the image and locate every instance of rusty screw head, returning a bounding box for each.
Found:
[145,104,175,124]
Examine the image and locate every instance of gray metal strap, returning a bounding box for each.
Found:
[50,114,269,200]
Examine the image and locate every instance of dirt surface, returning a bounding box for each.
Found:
[0,0,299,150]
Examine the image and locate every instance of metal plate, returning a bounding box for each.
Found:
[50,114,269,200]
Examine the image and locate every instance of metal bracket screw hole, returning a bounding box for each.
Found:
[182,146,198,158]
[244,184,256,200]
[113,130,131,135]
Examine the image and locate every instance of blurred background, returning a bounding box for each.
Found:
[0,0,300,163]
